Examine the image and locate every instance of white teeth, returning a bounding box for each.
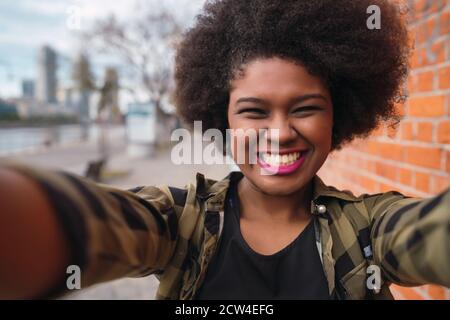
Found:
[261,151,303,166]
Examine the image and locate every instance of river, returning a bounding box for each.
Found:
[0,124,126,156]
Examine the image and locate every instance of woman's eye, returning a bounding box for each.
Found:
[292,106,320,114]
[238,108,267,117]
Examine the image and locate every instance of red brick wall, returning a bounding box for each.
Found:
[317,0,450,300]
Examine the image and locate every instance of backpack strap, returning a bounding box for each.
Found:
[168,186,188,207]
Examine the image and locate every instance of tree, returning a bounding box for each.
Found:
[72,53,95,92]
[83,3,183,147]
[72,53,95,140]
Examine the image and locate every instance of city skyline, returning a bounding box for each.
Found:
[0,0,204,98]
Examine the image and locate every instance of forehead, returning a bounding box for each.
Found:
[230,57,329,98]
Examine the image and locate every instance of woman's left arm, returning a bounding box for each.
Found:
[367,187,450,287]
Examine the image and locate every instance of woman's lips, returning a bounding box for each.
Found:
[257,150,309,175]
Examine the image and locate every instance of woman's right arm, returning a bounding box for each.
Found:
[0,167,71,299]
[0,162,181,299]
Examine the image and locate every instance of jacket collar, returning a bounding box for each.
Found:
[311,174,361,202]
[197,171,361,211]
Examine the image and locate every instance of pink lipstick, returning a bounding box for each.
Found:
[257,150,309,175]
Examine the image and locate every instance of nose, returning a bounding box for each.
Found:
[266,114,298,146]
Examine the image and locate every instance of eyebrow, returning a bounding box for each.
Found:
[235,94,328,106]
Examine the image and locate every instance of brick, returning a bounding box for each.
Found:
[437,121,450,143]
[357,157,366,170]
[447,150,450,173]
[405,146,442,169]
[413,0,441,20]
[416,121,433,142]
[438,65,450,89]
[427,285,446,299]
[415,171,430,193]
[408,24,417,39]
[366,141,380,155]
[431,175,450,193]
[411,50,421,69]
[378,142,404,161]
[365,159,376,172]
[375,162,398,181]
[395,103,406,117]
[410,287,429,300]
[448,94,450,116]
[409,95,445,117]
[401,122,414,140]
[361,177,377,191]
[429,41,446,65]
[407,75,416,92]
[392,284,438,300]
[380,183,398,193]
[399,168,413,186]
[416,17,438,45]
[422,43,443,68]
[445,95,450,116]
[411,42,446,68]
[409,191,428,198]
[440,9,450,36]
[386,124,400,139]
[447,39,450,61]
[416,71,435,92]
[372,126,385,137]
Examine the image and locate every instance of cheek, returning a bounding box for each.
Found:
[227,120,262,166]
[228,114,260,132]
[293,116,333,147]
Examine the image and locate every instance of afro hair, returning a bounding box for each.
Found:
[173,0,412,152]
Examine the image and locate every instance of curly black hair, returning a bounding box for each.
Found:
[173,0,411,152]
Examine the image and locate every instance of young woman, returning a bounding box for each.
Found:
[0,0,449,300]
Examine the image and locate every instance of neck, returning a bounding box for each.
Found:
[237,176,313,224]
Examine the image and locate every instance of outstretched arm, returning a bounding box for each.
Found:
[0,162,181,299]
[0,167,71,299]
[368,187,450,287]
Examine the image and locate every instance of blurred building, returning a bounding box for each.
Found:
[71,53,97,123]
[126,102,155,157]
[36,46,58,103]
[0,99,19,120]
[21,79,35,98]
[11,98,74,118]
[56,87,77,112]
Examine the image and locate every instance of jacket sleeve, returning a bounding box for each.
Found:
[1,161,182,296]
[366,186,450,287]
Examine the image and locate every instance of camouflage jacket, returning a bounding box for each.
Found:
[5,163,450,299]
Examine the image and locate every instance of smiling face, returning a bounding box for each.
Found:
[227,57,334,196]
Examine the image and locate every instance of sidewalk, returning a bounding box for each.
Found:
[3,138,232,300]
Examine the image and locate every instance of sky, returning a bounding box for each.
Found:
[0,0,205,99]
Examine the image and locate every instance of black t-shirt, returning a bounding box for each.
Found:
[195,176,330,300]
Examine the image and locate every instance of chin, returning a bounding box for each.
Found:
[244,170,310,197]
